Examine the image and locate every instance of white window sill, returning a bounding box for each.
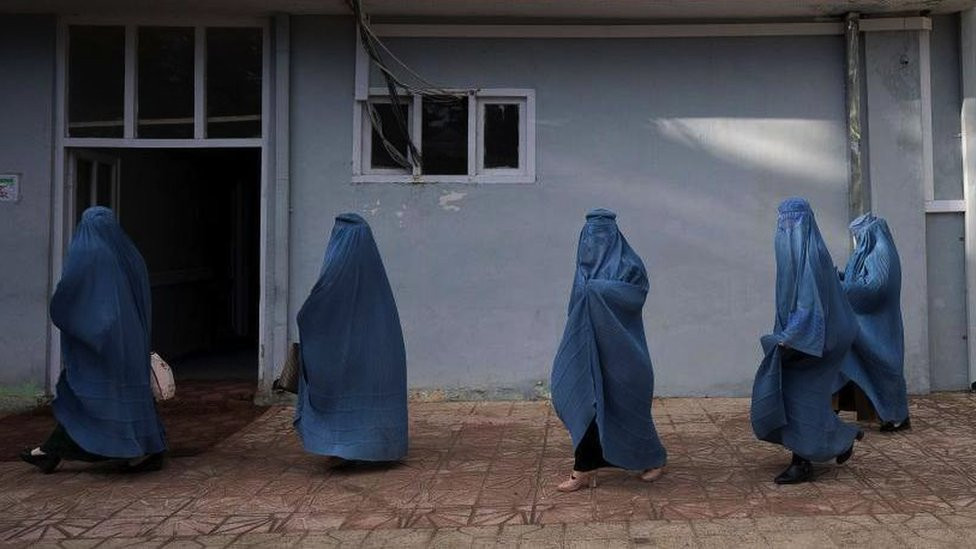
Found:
[352,174,536,185]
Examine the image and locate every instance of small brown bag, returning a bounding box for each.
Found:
[150,352,176,401]
[273,342,302,394]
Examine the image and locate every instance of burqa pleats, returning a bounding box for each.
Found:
[835,213,909,424]
[551,209,667,471]
[751,198,860,462]
[49,207,166,459]
[294,213,408,461]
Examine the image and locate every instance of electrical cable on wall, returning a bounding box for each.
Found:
[348,0,477,172]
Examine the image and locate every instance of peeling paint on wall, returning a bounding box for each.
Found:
[363,199,381,216]
[394,203,408,228]
[438,191,466,212]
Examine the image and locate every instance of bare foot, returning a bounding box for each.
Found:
[556,470,597,492]
[640,467,664,482]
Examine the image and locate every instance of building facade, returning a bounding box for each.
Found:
[1,0,974,402]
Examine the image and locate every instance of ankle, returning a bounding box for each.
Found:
[791,453,809,465]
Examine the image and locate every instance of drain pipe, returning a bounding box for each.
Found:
[962,10,976,390]
[846,12,869,221]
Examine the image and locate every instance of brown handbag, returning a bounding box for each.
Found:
[273,342,302,394]
[149,352,176,401]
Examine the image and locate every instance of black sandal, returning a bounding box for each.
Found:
[19,448,61,474]
[774,454,813,484]
[836,430,865,465]
[125,452,165,473]
[880,417,911,433]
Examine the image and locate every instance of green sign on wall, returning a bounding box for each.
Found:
[0,174,19,203]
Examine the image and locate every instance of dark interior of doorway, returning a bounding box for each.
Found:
[76,148,261,381]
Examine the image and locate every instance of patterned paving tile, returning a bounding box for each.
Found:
[4,393,976,546]
[209,513,291,536]
[148,513,226,537]
[78,515,170,538]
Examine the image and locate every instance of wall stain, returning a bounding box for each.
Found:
[438,191,467,212]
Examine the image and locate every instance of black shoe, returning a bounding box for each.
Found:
[880,417,911,433]
[774,458,813,484]
[19,449,61,474]
[125,452,165,473]
[836,430,865,465]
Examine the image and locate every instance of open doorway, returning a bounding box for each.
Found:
[69,147,261,382]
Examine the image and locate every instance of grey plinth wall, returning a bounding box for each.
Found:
[864,30,933,394]
[0,15,55,396]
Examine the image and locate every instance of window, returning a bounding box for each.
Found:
[355,89,535,184]
[422,97,468,175]
[206,28,263,138]
[68,26,125,137]
[479,100,523,172]
[363,99,412,172]
[137,27,194,138]
[64,22,265,141]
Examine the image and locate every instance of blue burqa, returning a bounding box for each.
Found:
[294,213,408,461]
[835,213,909,423]
[751,198,861,462]
[50,207,167,459]
[550,209,667,471]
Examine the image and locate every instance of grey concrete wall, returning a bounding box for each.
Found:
[928,15,970,390]
[927,214,968,390]
[0,16,55,394]
[865,31,931,393]
[932,15,964,202]
[290,16,851,396]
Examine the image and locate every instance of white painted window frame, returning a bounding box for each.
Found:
[60,16,267,147]
[353,88,535,184]
[49,15,289,401]
[477,96,532,179]
[360,95,415,176]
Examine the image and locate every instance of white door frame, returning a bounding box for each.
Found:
[48,16,290,400]
[67,149,122,225]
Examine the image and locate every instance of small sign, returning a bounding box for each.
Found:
[0,174,19,203]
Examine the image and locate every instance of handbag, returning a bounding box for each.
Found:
[150,352,176,401]
[273,342,302,394]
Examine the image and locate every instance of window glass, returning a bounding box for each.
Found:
[68,26,125,138]
[75,159,93,224]
[369,102,411,170]
[422,97,468,175]
[483,103,520,169]
[138,27,194,138]
[206,27,263,138]
[95,163,114,207]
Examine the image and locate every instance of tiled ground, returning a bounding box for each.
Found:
[0,381,266,461]
[3,393,976,547]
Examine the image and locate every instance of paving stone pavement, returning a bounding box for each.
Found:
[3,393,976,547]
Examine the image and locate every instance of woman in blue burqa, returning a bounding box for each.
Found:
[21,207,166,474]
[550,209,666,492]
[751,198,863,484]
[294,213,408,463]
[835,213,910,432]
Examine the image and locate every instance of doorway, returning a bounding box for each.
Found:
[68,147,261,381]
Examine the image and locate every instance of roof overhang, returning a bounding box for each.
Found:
[1,0,974,20]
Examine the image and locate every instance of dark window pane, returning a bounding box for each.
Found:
[422,97,468,175]
[369,102,410,170]
[207,28,262,138]
[68,26,124,138]
[96,163,113,207]
[138,27,194,138]
[484,103,520,169]
[76,159,93,224]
